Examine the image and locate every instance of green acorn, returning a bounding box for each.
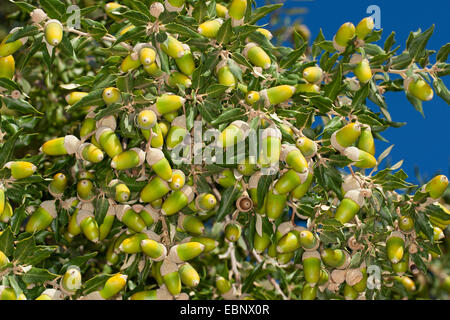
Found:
[291,168,314,200]
[354,58,372,83]
[406,78,434,101]
[0,186,4,217]
[357,126,375,155]
[96,127,123,158]
[259,127,282,166]
[277,231,300,253]
[265,188,288,220]
[106,232,128,265]
[190,236,218,253]
[299,229,319,250]
[243,42,271,69]
[296,136,318,158]
[277,251,295,265]
[423,175,448,199]
[142,122,165,148]
[169,170,186,190]
[386,231,405,264]
[392,252,409,275]
[129,290,157,300]
[343,146,377,169]
[140,176,171,203]
[344,284,358,300]
[330,122,361,152]
[161,185,195,216]
[195,193,217,212]
[76,205,100,243]
[175,51,195,76]
[356,17,374,40]
[146,148,173,181]
[168,242,205,263]
[303,66,323,84]
[399,215,415,233]
[66,91,88,106]
[144,62,164,77]
[48,172,67,196]
[113,183,130,203]
[100,274,128,299]
[35,289,63,300]
[395,276,416,292]
[141,239,167,260]
[333,22,355,51]
[198,19,223,38]
[41,135,81,156]
[0,250,9,268]
[120,233,148,254]
[214,168,238,188]
[156,93,186,115]
[237,158,257,176]
[161,35,187,59]
[0,201,13,224]
[102,87,121,105]
[120,54,141,73]
[217,120,250,148]
[0,286,16,300]
[302,283,317,300]
[139,47,157,65]
[281,144,308,173]
[136,109,157,130]
[225,222,242,242]
[179,263,200,288]
[99,203,116,241]
[116,205,147,233]
[321,248,349,268]
[77,179,95,201]
[295,83,320,93]
[229,0,247,22]
[111,148,145,170]
[302,251,321,286]
[254,232,271,253]
[0,28,28,57]
[318,269,330,286]
[67,205,81,237]
[260,85,296,106]
[178,214,205,235]
[353,267,368,292]
[166,115,187,150]
[160,260,181,296]
[245,91,260,105]
[0,55,15,79]
[77,142,104,164]
[334,189,365,224]
[274,169,308,195]
[137,205,159,227]
[44,19,63,46]
[25,200,57,233]
[105,2,125,21]
[167,71,192,88]
[216,276,232,294]
[60,266,82,295]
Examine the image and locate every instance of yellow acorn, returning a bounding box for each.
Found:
[357,126,375,155]
[195,193,217,212]
[41,135,81,156]
[0,201,13,223]
[333,22,355,51]
[256,28,273,40]
[356,17,374,40]
[0,55,15,79]
[100,274,128,299]
[144,62,164,77]
[260,85,296,105]
[423,175,448,199]
[169,169,186,190]
[156,93,186,115]
[330,122,361,152]
[179,263,200,288]
[120,233,148,254]
[190,236,218,253]
[25,200,57,233]
[216,60,236,88]
[386,231,405,264]
[120,54,141,73]
[48,172,68,196]
[102,87,121,105]
[296,136,317,158]
[245,91,260,104]
[175,51,196,76]
[44,19,63,46]
[281,144,308,173]
[216,3,228,18]
[111,148,145,170]
[259,127,282,166]
[198,19,223,38]
[96,127,123,158]
[354,58,372,83]
[105,2,125,21]
[0,28,28,57]
[141,239,167,260]
[218,120,250,148]
[136,109,157,130]
[60,266,82,294]
[295,83,320,93]
[161,35,187,59]
[229,0,247,25]
[303,66,323,84]
[168,242,205,263]
[78,143,104,163]
[139,47,157,66]
[99,202,116,240]
[216,276,232,294]
[343,146,377,169]
[76,205,99,242]
[66,91,88,106]
[167,71,192,88]
[146,148,173,181]
[129,290,157,300]
[243,43,271,69]
[4,161,36,180]
[406,78,434,101]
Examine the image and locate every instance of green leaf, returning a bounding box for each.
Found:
[0,227,14,256]
[94,197,110,225]
[323,64,342,101]
[0,129,22,167]
[216,19,232,45]
[0,78,20,91]
[40,0,67,20]
[210,108,244,125]
[83,274,111,295]
[165,23,203,39]
[61,252,98,273]
[279,44,307,69]
[112,26,146,46]
[433,78,450,105]
[10,1,37,13]
[121,10,151,26]
[206,84,230,98]
[3,97,42,114]
[5,25,39,43]
[242,261,264,293]
[68,89,104,112]
[436,43,450,62]
[416,211,434,243]
[248,4,282,24]
[216,186,241,222]
[351,83,370,109]
[59,34,76,59]
[21,267,58,285]
[81,19,108,41]
[408,25,435,61]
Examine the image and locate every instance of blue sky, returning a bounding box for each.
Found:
[255,0,450,185]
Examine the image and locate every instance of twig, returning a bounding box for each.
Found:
[252,251,289,300]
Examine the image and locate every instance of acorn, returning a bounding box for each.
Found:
[218,120,250,148]
[0,250,9,268]
[66,91,88,106]
[178,214,204,235]
[25,200,57,233]
[333,22,355,52]
[302,251,321,286]
[161,185,195,216]
[167,71,192,88]
[146,148,173,181]
[295,83,320,93]
[330,122,361,152]
[120,54,141,73]
[225,222,242,242]
[169,169,186,190]
[168,242,205,263]
[161,35,187,59]
[67,206,81,237]
[44,19,63,46]
[140,176,171,203]
[129,290,157,300]
[214,168,238,188]
[265,187,288,221]
[302,283,317,300]
[195,193,217,212]
[260,85,296,106]
[105,2,125,21]
[144,62,164,77]
[156,93,186,115]
[96,127,123,158]
[48,172,67,196]
[0,55,15,79]
[139,47,157,66]
[406,78,434,101]
[259,127,282,166]
[179,263,200,288]
[102,87,121,105]
[299,229,319,250]
[392,252,409,275]
[116,205,147,233]
[399,215,415,233]
[77,179,95,201]
[354,58,372,84]
[120,233,148,254]
[386,231,405,264]
[303,66,323,84]
[321,248,349,268]
[160,260,181,296]
[216,3,228,18]
[76,204,100,242]
[291,168,314,200]
[0,28,28,57]
[165,0,185,13]
[216,61,237,88]
[111,148,145,170]
[166,115,187,150]
[334,189,365,224]
[274,169,308,195]
[245,91,260,104]
[277,231,300,253]
[254,232,271,253]
[423,175,448,199]
[216,276,232,294]
[281,144,308,173]
[41,135,81,156]
[356,17,374,40]
[198,19,223,38]
[229,0,247,25]
[357,126,375,155]
[256,28,273,40]
[136,109,157,130]
[60,266,82,295]
[100,274,128,299]
[175,51,196,76]
[0,286,16,300]
[277,251,295,265]
[0,201,13,223]
[78,143,104,163]
[343,146,377,169]
[237,158,257,176]
[35,289,63,300]
[141,239,166,261]
[190,237,219,253]
[99,202,116,241]
[344,283,358,300]
[395,276,416,292]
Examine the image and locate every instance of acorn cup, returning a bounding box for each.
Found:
[357,126,375,155]
[161,185,195,216]
[41,135,81,156]
[302,251,321,286]
[0,55,15,79]
[129,290,157,300]
[60,266,82,295]
[178,214,205,235]
[25,200,57,233]
[198,19,223,38]
[48,173,67,197]
[140,175,171,203]
[0,27,28,57]
[333,22,355,52]
[160,260,182,297]
[76,204,100,243]
[291,167,314,200]
[296,136,318,158]
[330,122,361,152]
[334,189,365,224]
[217,120,250,148]
[281,144,308,173]
[236,192,253,212]
[422,174,448,199]
[260,85,296,106]
[165,0,185,13]
[321,248,350,269]
[96,127,123,158]
[274,169,308,195]
[225,221,242,242]
[111,148,145,170]
[166,115,187,150]
[116,205,147,233]
[102,87,121,105]
[343,146,377,169]
[303,66,323,84]
[99,201,116,241]
[120,53,141,73]
[386,231,405,264]
[179,263,200,288]
[99,274,128,299]
[44,19,63,47]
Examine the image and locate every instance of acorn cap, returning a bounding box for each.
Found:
[155,284,173,300]
[242,42,257,58]
[76,209,95,226]
[280,144,298,162]
[180,185,195,203]
[302,250,320,261]
[342,174,360,193]
[40,200,58,219]
[344,189,365,207]
[142,229,161,242]
[230,120,250,137]
[160,259,178,277]
[236,193,253,212]
[343,146,361,162]
[331,269,347,284]
[106,199,117,217]
[150,2,165,18]
[277,221,294,236]
[215,59,229,74]
[97,115,117,131]
[387,231,406,242]
[80,291,105,300]
[350,53,363,64]
[95,126,114,143]
[171,115,187,129]
[64,135,81,155]
[346,268,363,286]
[262,126,282,141]
[248,171,262,189]
[332,35,346,53]
[41,288,63,300]
[330,131,344,152]
[130,148,147,167]
[146,148,165,166]
[259,89,270,107]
